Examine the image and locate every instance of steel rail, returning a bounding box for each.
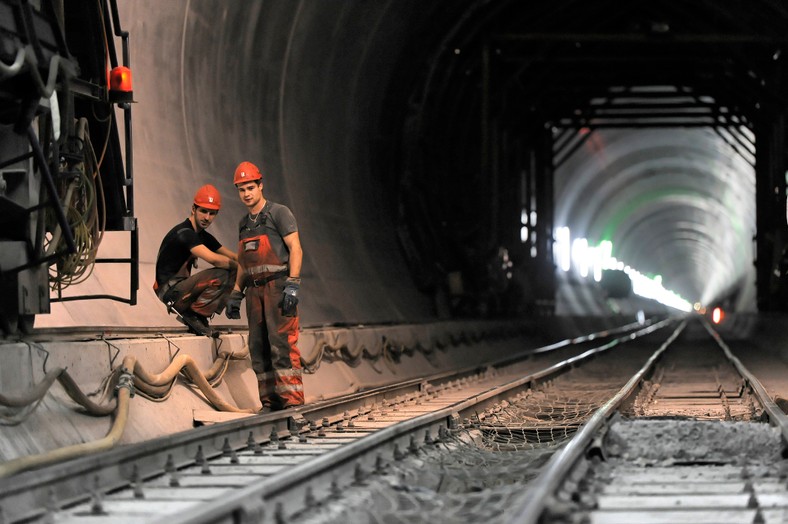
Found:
[0,377,439,524]
[505,318,688,523]
[0,318,672,523]
[701,316,788,441]
[507,315,788,524]
[166,319,676,524]
[2,365,478,524]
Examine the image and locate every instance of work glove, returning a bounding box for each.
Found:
[225,290,245,319]
[281,277,300,317]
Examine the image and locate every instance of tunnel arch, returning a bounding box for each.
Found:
[385,1,784,317]
[36,0,788,328]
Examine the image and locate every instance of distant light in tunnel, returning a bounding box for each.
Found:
[596,240,613,282]
[555,227,693,312]
[712,306,724,324]
[521,208,531,244]
[556,227,571,271]
[785,170,788,225]
[572,238,589,278]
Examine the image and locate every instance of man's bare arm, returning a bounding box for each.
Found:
[283,232,302,278]
[191,244,236,270]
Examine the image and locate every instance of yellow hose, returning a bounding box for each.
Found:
[0,369,61,407]
[0,368,117,416]
[132,354,255,413]
[0,346,255,478]
[0,356,136,479]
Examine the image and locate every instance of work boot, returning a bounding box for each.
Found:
[177,310,213,337]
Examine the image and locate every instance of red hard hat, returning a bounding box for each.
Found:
[234,161,262,185]
[193,184,221,210]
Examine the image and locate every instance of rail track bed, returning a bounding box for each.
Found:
[513,317,788,524]
[3,316,788,523]
[567,419,787,524]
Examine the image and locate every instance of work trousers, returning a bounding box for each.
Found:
[161,267,237,318]
[245,276,304,409]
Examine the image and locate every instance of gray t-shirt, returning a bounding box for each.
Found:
[237,200,298,263]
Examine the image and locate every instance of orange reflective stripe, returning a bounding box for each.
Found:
[274,383,304,394]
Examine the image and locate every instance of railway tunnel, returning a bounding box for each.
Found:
[4,0,788,515]
[19,0,788,331]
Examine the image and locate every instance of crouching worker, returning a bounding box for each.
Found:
[154,184,238,337]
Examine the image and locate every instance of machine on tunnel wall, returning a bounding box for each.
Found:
[0,0,136,335]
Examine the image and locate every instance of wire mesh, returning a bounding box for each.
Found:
[292,349,648,523]
[293,379,629,522]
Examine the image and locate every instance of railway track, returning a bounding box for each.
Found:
[0,319,669,523]
[509,316,788,524]
[5,315,783,523]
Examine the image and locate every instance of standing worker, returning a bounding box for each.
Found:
[154,184,238,337]
[225,161,304,411]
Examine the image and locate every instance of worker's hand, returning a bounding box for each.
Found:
[225,290,244,319]
[281,278,300,317]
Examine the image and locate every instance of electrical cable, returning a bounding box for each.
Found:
[0,46,25,76]
[0,346,252,415]
[0,367,116,420]
[0,345,255,476]
[0,356,136,479]
[0,397,45,426]
[46,118,104,290]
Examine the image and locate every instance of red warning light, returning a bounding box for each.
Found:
[108,66,134,103]
[711,307,724,324]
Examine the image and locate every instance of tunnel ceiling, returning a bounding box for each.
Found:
[388,0,788,312]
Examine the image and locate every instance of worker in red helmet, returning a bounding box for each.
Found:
[224,161,305,411]
[154,184,238,337]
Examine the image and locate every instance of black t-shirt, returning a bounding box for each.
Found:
[155,218,222,286]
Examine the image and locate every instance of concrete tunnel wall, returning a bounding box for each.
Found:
[39,0,440,329]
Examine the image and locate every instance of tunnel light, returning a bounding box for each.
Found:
[711,306,724,324]
[556,227,571,271]
[599,241,613,265]
[109,66,134,103]
[572,238,589,278]
[520,226,528,243]
[555,228,693,312]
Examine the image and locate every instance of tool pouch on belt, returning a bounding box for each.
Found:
[158,277,186,305]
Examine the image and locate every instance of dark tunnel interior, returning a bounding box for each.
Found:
[377,0,777,317]
[20,0,788,329]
